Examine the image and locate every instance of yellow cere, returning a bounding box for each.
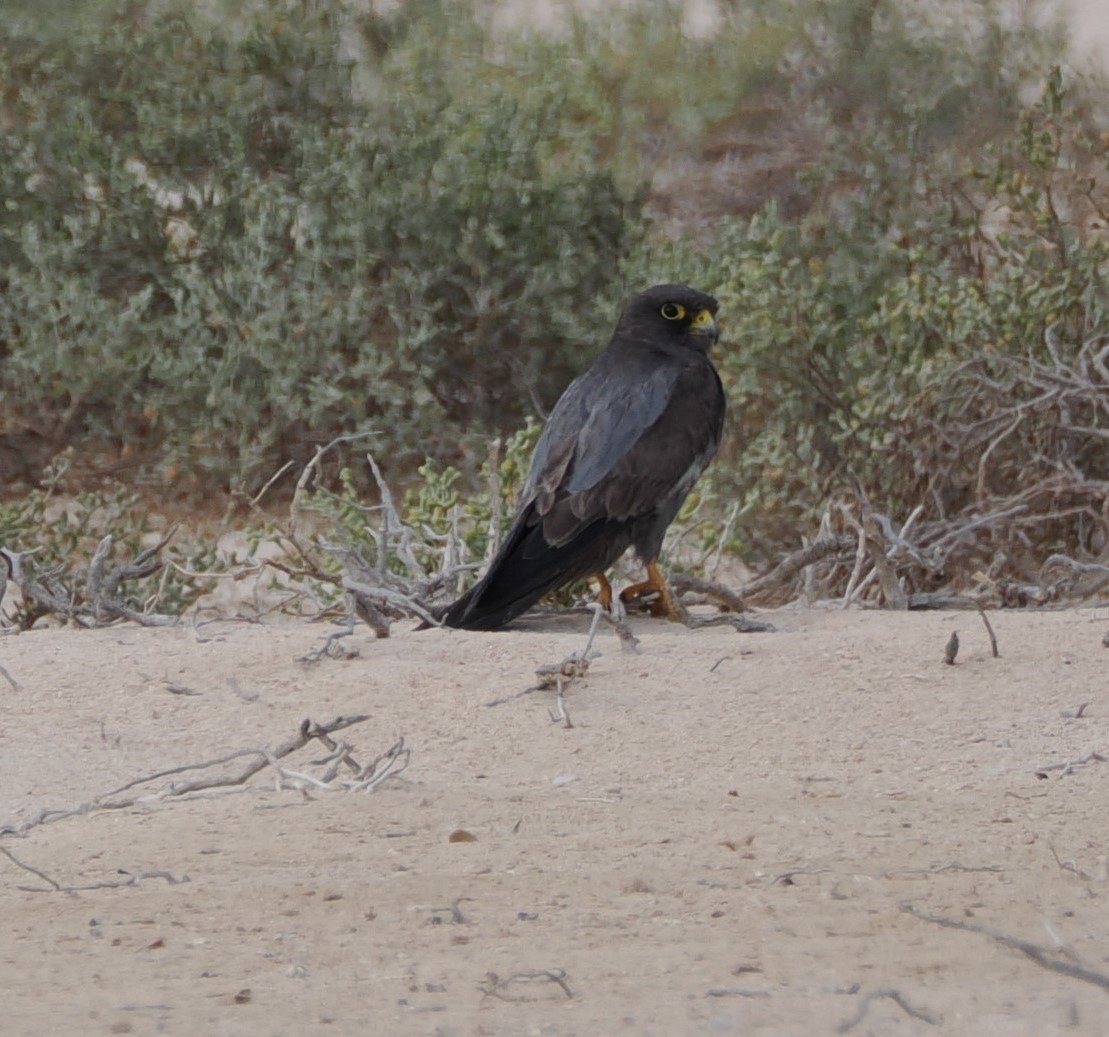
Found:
[692,308,714,329]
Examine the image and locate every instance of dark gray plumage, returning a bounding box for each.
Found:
[440,283,725,631]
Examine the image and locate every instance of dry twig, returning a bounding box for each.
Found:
[813,328,1109,612]
[0,662,22,692]
[836,987,942,1032]
[1035,750,1105,778]
[724,536,855,607]
[0,845,189,894]
[976,604,1000,657]
[487,604,603,708]
[1,531,179,630]
[902,902,1109,994]
[478,969,574,1002]
[0,715,388,839]
[299,624,358,663]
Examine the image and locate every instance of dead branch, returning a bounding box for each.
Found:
[862,333,1109,603]
[548,689,573,728]
[0,845,62,890]
[365,451,426,582]
[1049,844,1096,882]
[902,903,1109,994]
[836,987,942,1032]
[340,575,439,628]
[250,458,298,508]
[598,606,641,650]
[487,604,603,707]
[168,715,374,796]
[707,500,741,580]
[1,530,180,630]
[485,437,504,563]
[0,715,380,840]
[478,969,574,1002]
[1,548,85,627]
[803,327,1109,608]
[737,535,856,605]
[976,603,999,657]
[286,431,380,537]
[242,433,439,632]
[0,845,189,894]
[299,624,359,663]
[1035,750,1105,778]
[347,736,411,792]
[1059,702,1089,719]
[669,573,746,611]
[687,613,776,633]
[669,536,853,611]
[840,505,869,607]
[1039,553,1109,601]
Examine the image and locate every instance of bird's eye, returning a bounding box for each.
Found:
[660,303,686,321]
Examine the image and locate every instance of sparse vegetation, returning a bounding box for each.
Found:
[1,0,1106,622]
[0,453,220,628]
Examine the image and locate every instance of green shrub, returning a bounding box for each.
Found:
[0,452,219,627]
[2,0,1104,599]
[0,0,638,495]
[697,68,1108,577]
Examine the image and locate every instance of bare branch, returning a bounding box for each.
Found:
[902,903,1109,994]
[837,987,942,1032]
[0,714,380,839]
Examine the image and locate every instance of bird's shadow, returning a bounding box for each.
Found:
[499,606,775,639]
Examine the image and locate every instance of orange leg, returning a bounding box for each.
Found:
[593,572,614,611]
[620,560,683,621]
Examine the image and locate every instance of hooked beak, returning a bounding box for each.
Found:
[689,307,718,343]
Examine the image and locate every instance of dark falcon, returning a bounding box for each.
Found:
[440,283,725,631]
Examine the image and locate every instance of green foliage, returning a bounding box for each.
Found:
[0,0,637,495]
[303,419,541,589]
[2,0,1105,595]
[406,421,541,549]
[0,452,219,625]
[696,67,1108,568]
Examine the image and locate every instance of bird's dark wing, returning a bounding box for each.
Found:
[524,353,684,532]
[544,356,723,542]
[538,361,682,496]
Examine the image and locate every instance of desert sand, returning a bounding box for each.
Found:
[1,603,1107,1036]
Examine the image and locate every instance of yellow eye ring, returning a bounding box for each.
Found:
[660,302,686,321]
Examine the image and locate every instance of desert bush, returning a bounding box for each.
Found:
[2,0,1105,608]
[699,67,1109,590]
[0,0,637,496]
[0,452,219,628]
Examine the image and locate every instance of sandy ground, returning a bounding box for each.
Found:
[1,604,1107,1036]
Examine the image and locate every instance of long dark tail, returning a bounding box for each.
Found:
[439,509,629,631]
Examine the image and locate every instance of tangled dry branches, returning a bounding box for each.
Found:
[0,715,403,842]
[1,529,179,630]
[742,330,1109,608]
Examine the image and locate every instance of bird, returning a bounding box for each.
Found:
[438,283,725,631]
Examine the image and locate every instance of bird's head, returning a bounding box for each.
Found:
[616,284,720,352]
